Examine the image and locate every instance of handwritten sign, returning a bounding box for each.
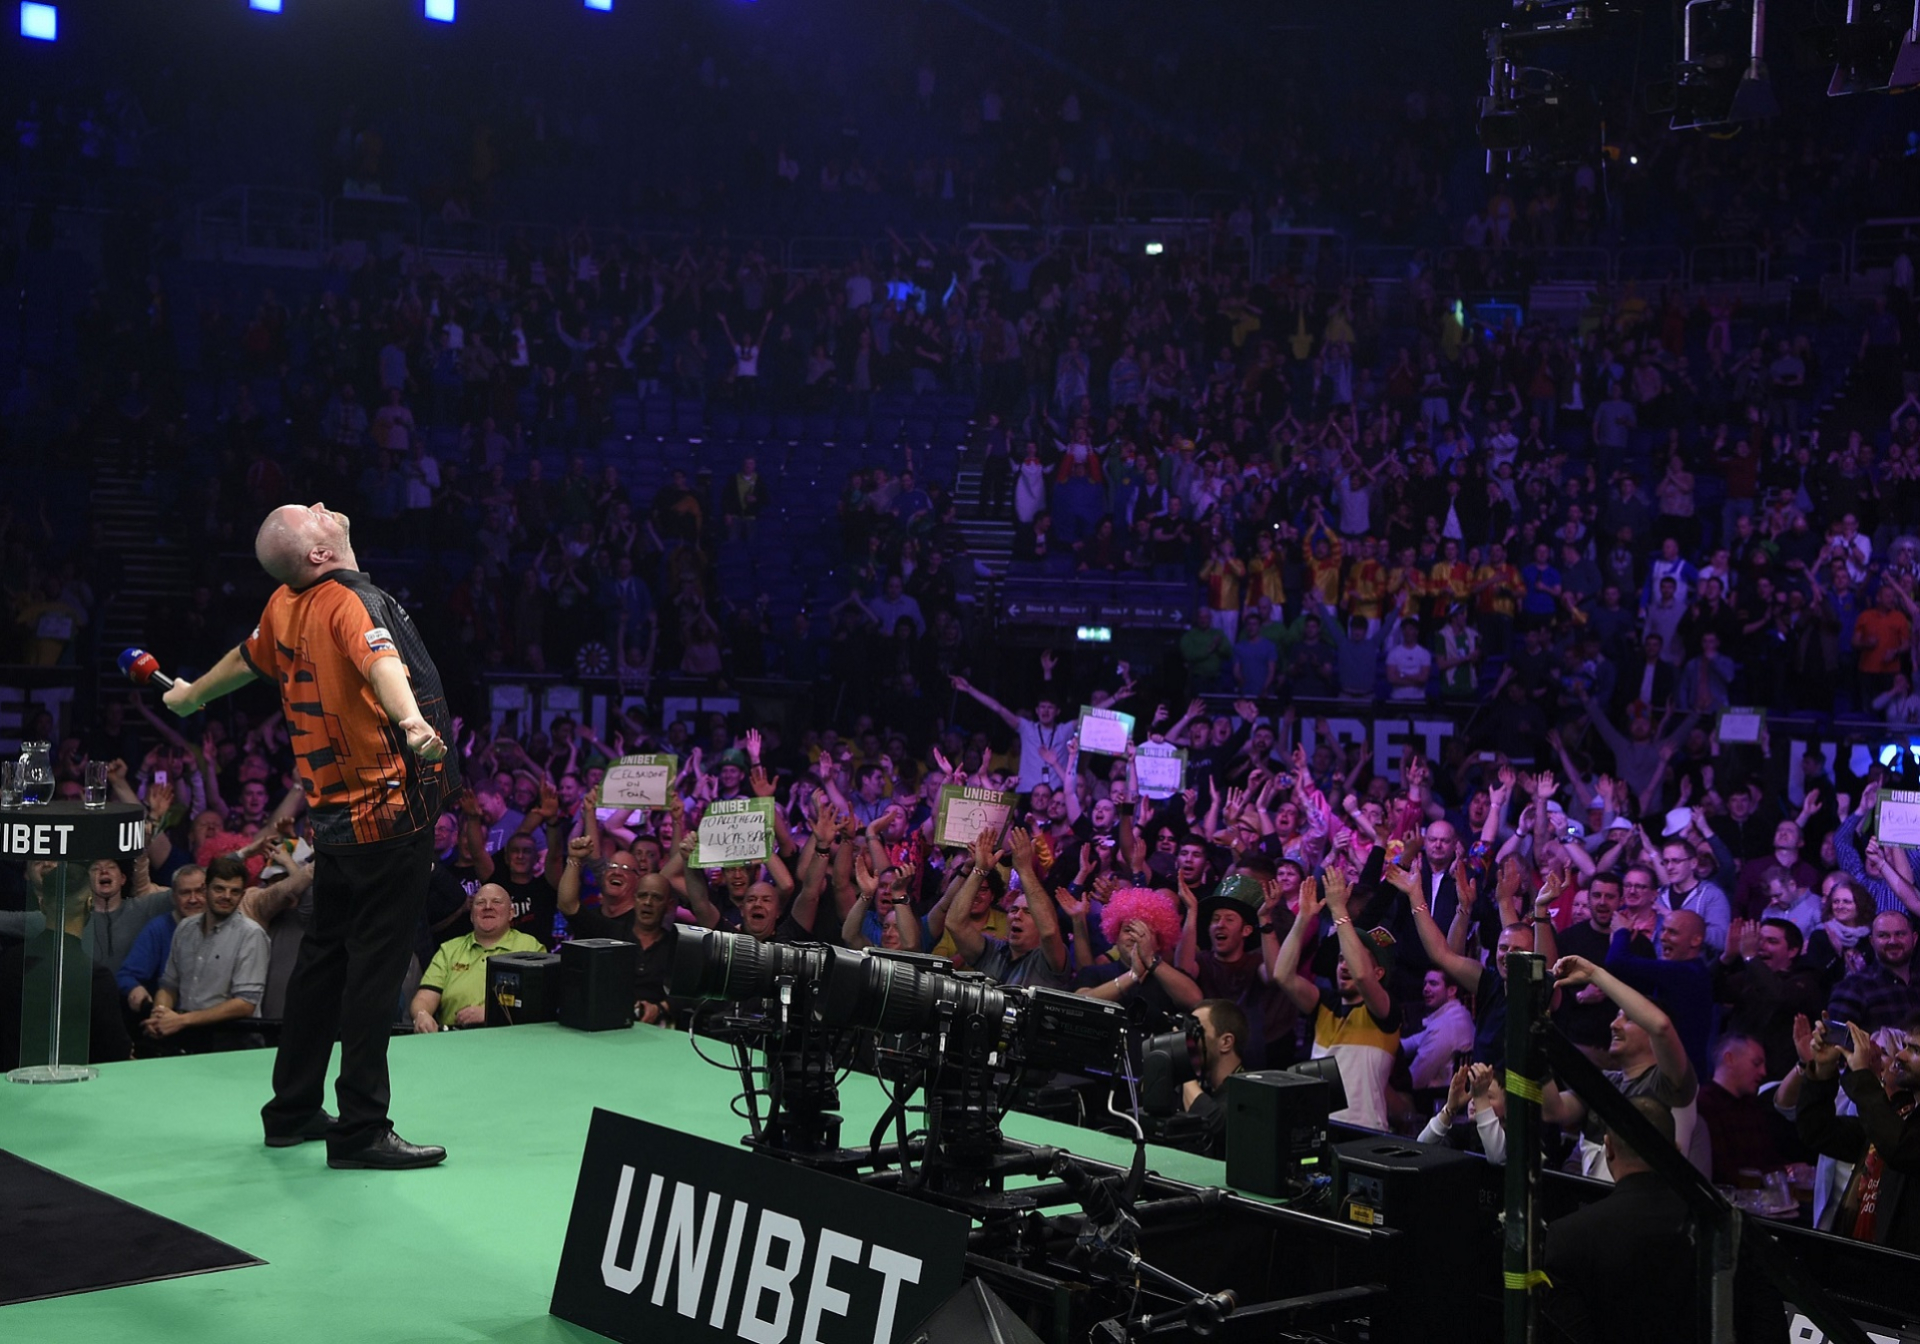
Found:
[1077,706,1136,757]
[1876,789,1920,848]
[693,797,777,868]
[1135,743,1188,801]
[599,753,676,809]
[935,784,1018,849]
[1717,707,1765,746]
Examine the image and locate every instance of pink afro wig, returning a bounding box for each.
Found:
[1100,886,1183,953]
[195,833,266,882]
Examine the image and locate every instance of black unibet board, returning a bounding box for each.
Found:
[552,1109,970,1344]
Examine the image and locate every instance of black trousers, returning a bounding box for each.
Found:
[262,829,432,1151]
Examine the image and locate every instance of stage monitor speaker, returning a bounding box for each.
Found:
[901,1278,1044,1344]
[558,939,636,1032]
[486,951,559,1026]
[1331,1137,1485,1338]
[1223,1068,1333,1197]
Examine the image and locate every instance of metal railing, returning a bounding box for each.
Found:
[1612,244,1688,282]
[176,181,1856,306]
[194,186,326,260]
[1850,216,1920,277]
[328,194,420,253]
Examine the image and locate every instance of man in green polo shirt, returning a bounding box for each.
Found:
[1179,607,1232,695]
[408,885,543,1031]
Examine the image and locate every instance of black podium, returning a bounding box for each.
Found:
[1,801,146,1083]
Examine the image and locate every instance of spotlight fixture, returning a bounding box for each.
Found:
[1672,0,1777,128]
[1827,0,1920,94]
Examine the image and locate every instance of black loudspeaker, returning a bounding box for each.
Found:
[1223,1069,1334,1197]
[558,939,637,1032]
[901,1278,1044,1344]
[486,952,560,1026]
[1331,1137,1485,1339]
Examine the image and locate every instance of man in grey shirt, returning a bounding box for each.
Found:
[147,855,269,1054]
[948,827,1071,991]
[0,856,173,977]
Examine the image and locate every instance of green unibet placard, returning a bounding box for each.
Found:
[1077,706,1136,757]
[1876,789,1920,847]
[935,784,1018,849]
[1716,707,1765,746]
[599,753,677,809]
[1135,742,1187,801]
[694,797,778,868]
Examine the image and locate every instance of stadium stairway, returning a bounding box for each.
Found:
[948,466,1016,578]
[91,441,192,705]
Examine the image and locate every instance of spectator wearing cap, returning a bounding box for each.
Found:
[1273,867,1400,1130]
[713,750,752,801]
[1175,871,1294,1070]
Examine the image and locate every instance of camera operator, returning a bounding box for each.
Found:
[948,827,1070,989]
[1176,1000,1250,1157]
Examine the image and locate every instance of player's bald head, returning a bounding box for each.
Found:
[255,504,353,585]
[255,507,316,583]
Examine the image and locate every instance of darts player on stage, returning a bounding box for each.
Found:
[163,502,457,1170]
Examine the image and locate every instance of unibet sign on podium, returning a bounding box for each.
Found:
[552,1109,969,1344]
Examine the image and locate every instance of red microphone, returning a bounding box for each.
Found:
[119,647,178,691]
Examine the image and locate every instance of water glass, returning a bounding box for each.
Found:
[0,761,17,809]
[83,760,109,810]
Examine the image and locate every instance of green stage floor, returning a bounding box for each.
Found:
[0,1023,1226,1344]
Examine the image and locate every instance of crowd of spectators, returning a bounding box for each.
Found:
[11,652,1920,1254]
[13,2,1920,1324]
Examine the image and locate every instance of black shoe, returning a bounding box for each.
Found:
[327,1131,447,1171]
[264,1111,338,1148]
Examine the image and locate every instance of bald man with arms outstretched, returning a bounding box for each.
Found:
[164,502,457,1170]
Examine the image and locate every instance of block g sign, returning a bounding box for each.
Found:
[552,1109,969,1344]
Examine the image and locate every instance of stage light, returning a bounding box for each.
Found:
[1672,0,1777,127]
[1143,241,1164,256]
[1825,0,1920,94]
[585,0,612,9]
[425,0,454,22]
[250,0,282,12]
[20,2,56,41]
